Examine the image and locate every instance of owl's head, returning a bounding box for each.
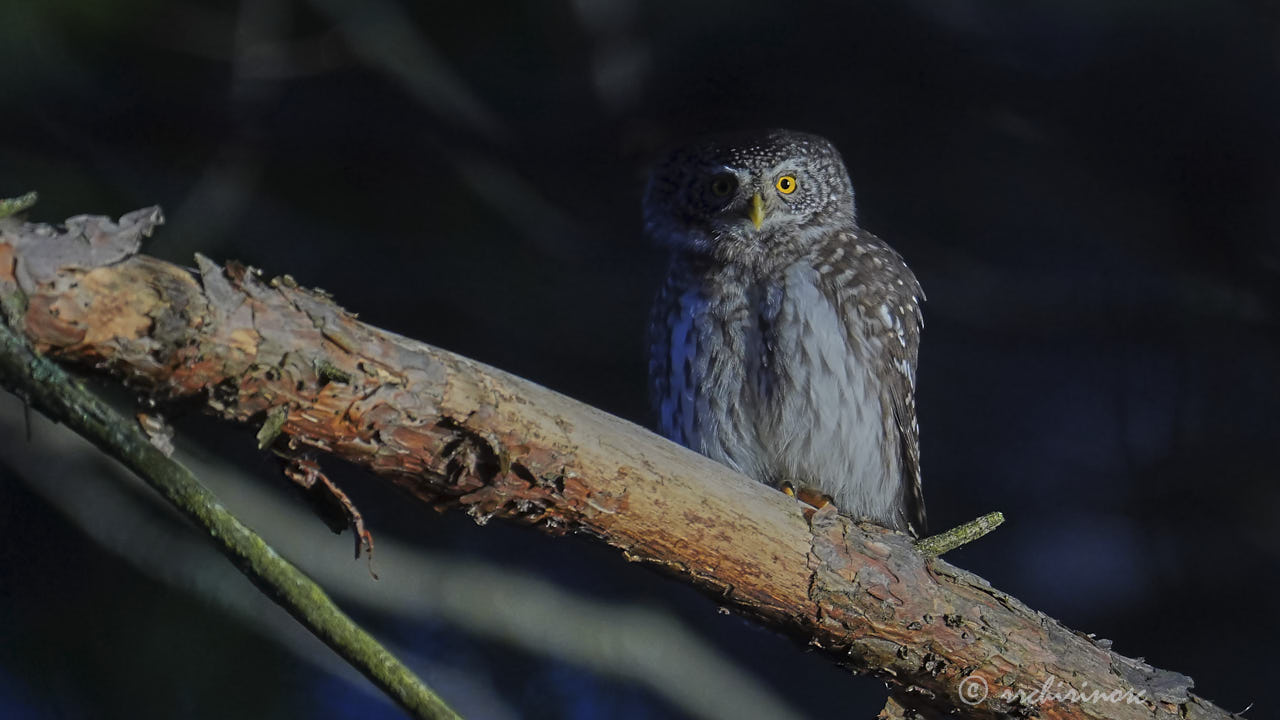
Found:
[643,129,857,261]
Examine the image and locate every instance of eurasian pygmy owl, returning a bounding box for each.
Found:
[645,129,926,535]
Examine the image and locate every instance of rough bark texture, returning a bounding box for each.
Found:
[0,208,1236,720]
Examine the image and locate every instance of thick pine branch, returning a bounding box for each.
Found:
[0,207,1235,720]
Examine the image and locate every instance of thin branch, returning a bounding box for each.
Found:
[0,310,460,720]
[0,396,520,718]
[0,206,1239,720]
[0,191,37,219]
[915,511,1005,557]
[0,393,807,720]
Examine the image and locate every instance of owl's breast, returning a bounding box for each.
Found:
[755,263,897,511]
[651,258,896,516]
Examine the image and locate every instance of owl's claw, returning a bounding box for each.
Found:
[800,489,833,509]
[779,482,835,520]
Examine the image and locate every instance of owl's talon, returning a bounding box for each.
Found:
[795,486,833,510]
[780,482,836,518]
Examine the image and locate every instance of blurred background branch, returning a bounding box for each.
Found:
[0,317,462,720]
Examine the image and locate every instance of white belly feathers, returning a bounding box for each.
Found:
[662,261,897,520]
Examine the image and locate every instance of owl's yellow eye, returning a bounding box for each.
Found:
[775,175,798,194]
[710,175,736,198]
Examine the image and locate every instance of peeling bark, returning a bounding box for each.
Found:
[0,208,1237,720]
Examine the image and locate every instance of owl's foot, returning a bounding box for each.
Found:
[780,482,834,519]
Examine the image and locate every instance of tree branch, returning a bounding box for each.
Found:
[0,206,1238,719]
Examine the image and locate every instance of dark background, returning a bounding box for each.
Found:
[1,1,1277,718]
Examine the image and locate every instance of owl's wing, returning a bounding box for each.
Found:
[822,228,927,536]
[647,256,702,447]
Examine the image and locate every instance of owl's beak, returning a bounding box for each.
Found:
[748,192,766,230]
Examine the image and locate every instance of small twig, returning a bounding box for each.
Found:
[914,511,1005,557]
[0,191,38,219]
[0,319,461,720]
[257,405,289,449]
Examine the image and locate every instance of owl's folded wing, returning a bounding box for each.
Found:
[822,227,927,535]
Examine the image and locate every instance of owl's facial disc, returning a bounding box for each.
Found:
[643,130,858,258]
[714,169,800,235]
